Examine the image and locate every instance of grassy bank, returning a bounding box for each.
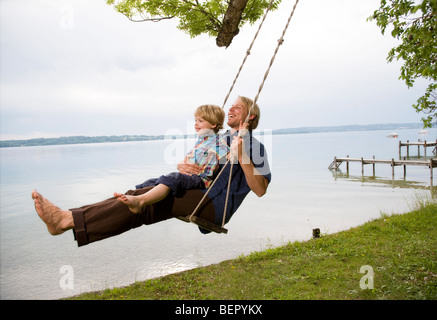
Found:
[71,200,437,300]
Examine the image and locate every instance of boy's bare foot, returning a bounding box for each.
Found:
[32,190,73,235]
[113,192,144,214]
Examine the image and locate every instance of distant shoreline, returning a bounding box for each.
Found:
[0,123,429,148]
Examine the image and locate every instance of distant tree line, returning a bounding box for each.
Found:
[0,123,429,148]
[0,135,166,148]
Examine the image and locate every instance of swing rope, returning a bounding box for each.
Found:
[221,0,276,110]
[187,0,300,230]
[245,0,300,123]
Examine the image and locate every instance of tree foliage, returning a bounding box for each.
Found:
[369,0,437,127]
[106,0,280,46]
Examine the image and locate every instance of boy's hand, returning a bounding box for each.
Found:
[177,157,201,176]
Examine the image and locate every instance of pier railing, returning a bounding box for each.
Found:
[399,139,437,157]
[329,155,436,186]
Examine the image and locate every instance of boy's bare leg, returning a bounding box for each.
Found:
[32,190,74,235]
[114,184,170,214]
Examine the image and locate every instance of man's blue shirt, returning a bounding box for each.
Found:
[200,130,272,233]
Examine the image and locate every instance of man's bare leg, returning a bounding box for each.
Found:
[114,184,170,214]
[32,190,74,235]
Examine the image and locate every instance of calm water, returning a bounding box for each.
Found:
[1,128,436,299]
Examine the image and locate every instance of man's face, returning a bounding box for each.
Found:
[227,98,248,130]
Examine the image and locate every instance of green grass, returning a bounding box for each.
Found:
[70,199,437,300]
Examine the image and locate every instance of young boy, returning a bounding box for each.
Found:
[114,104,229,214]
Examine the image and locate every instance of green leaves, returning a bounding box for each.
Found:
[106,0,280,39]
[369,0,437,127]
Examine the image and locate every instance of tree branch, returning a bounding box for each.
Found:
[216,0,249,47]
[127,15,175,23]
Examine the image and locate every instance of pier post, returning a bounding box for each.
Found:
[399,141,401,158]
[372,155,375,177]
[407,140,410,158]
[312,228,321,239]
[391,158,395,179]
[346,155,349,174]
[403,157,406,178]
[424,140,427,157]
[361,157,364,176]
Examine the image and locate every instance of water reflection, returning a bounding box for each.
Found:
[331,171,436,198]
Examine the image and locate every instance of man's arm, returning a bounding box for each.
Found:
[241,161,269,197]
[231,136,269,197]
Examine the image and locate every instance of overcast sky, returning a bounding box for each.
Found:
[0,0,429,140]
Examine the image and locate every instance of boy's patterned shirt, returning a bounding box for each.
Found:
[186,134,229,188]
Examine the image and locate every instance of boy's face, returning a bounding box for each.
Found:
[194,116,216,135]
[227,98,248,130]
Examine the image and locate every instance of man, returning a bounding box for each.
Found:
[32,96,271,246]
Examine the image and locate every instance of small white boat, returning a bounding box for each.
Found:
[387,132,398,138]
[419,129,429,135]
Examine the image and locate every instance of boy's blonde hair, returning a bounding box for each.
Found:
[195,104,225,133]
[238,96,260,130]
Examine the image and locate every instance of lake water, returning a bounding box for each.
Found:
[1,128,436,300]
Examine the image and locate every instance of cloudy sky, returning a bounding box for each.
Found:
[0,0,429,140]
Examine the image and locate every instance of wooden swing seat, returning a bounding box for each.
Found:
[176,215,228,234]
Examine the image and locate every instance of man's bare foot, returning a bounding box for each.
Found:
[32,190,73,235]
[113,192,144,214]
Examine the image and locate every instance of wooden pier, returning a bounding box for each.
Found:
[399,139,437,158]
[329,156,436,186]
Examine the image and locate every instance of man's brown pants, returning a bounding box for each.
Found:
[70,187,215,247]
